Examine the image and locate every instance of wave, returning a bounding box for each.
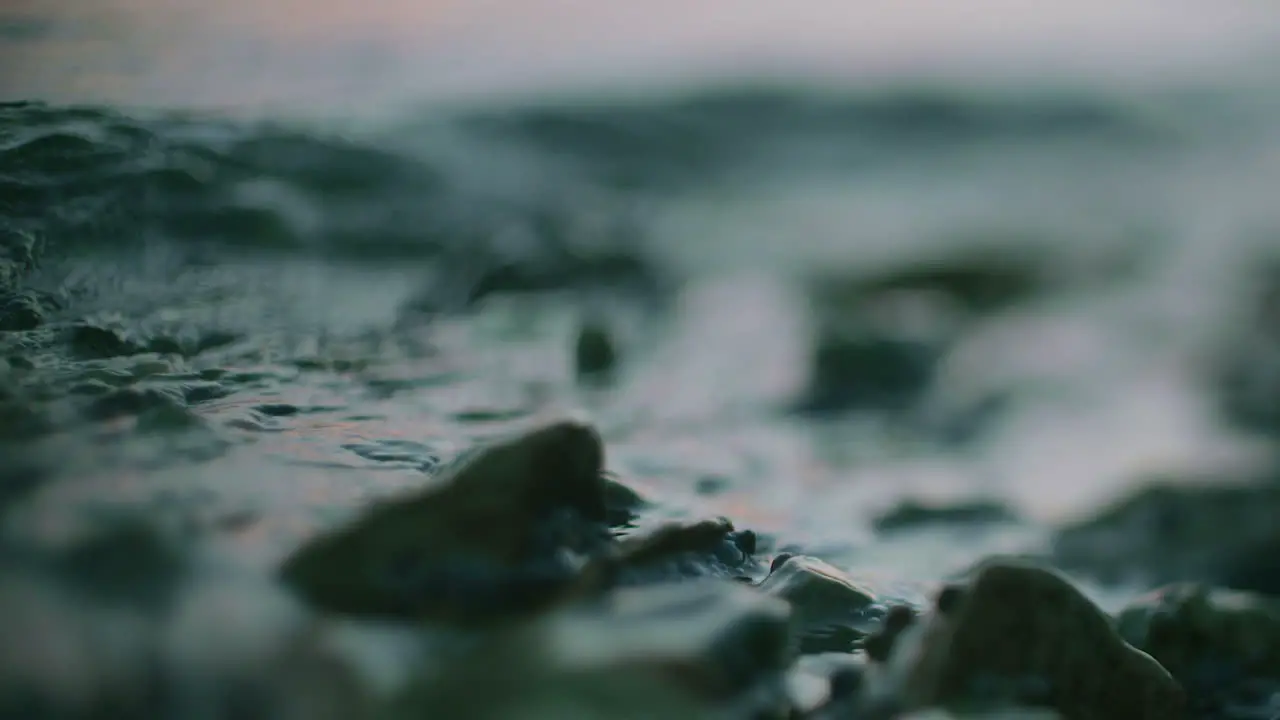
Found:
[0,82,1247,302]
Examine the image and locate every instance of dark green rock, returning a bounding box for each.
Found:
[0,292,45,331]
[69,324,146,359]
[872,498,1018,534]
[278,419,611,621]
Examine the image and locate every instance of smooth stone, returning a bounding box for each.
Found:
[278,419,610,621]
[1117,584,1280,689]
[867,560,1184,720]
[872,498,1018,534]
[756,554,881,653]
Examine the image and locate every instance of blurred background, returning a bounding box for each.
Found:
[5,0,1280,626]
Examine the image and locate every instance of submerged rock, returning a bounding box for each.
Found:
[1051,479,1280,590]
[863,560,1183,720]
[872,498,1019,535]
[386,579,793,720]
[756,554,882,654]
[792,246,1049,418]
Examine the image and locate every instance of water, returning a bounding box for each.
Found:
[5,0,1280,621]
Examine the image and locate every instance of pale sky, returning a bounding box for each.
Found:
[4,0,1280,111]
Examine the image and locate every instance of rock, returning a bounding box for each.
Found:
[873,498,1018,535]
[52,519,190,611]
[0,227,41,291]
[279,417,768,624]
[791,247,1049,418]
[602,517,762,586]
[790,327,942,416]
[756,554,883,653]
[865,560,1184,720]
[1117,584,1280,712]
[574,320,617,381]
[786,652,869,716]
[0,291,47,331]
[83,385,189,423]
[1051,479,1280,589]
[601,473,649,527]
[385,580,793,719]
[810,246,1048,318]
[1214,537,1280,597]
[69,324,147,360]
[279,419,611,622]
[1212,259,1280,436]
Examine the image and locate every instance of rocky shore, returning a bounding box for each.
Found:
[4,418,1279,720]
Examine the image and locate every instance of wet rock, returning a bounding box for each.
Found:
[602,517,763,586]
[83,385,188,423]
[461,247,662,308]
[872,498,1018,534]
[387,580,793,719]
[791,329,941,416]
[833,247,1047,315]
[51,519,190,610]
[146,329,240,357]
[69,324,147,360]
[0,291,47,331]
[1051,479,1280,589]
[787,652,869,716]
[574,319,617,381]
[1213,259,1280,437]
[0,227,41,291]
[793,246,1051,419]
[1214,537,1280,597]
[1117,584,1280,715]
[756,554,882,654]
[278,419,612,621]
[602,473,649,527]
[864,560,1183,719]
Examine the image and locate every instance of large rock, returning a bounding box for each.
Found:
[1117,584,1280,717]
[756,554,883,653]
[279,420,763,622]
[279,420,613,621]
[862,560,1184,720]
[791,245,1049,419]
[1051,478,1280,591]
[603,516,762,586]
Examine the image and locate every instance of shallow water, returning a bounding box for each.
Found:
[6,0,1280,625]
